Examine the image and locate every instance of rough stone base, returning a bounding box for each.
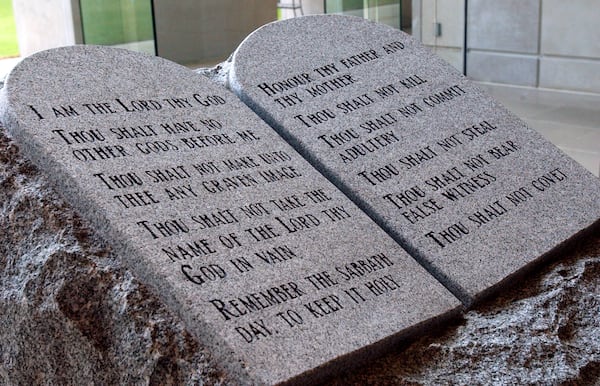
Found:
[0,131,230,385]
[1,123,599,385]
[332,238,600,385]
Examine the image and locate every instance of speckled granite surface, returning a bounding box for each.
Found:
[0,129,227,385]
[1,122,599,385]
[0,32,598,383]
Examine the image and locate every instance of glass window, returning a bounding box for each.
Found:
[79,0,155,55]
[325,0,408,32]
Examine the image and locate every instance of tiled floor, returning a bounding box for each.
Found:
[1,56,599,176]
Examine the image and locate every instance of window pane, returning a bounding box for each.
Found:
[80,0,155,55]
[325,0,403,30]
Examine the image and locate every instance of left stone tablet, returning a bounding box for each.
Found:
[0,46,459,385]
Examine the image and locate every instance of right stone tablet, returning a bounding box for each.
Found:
[229,15,600,305]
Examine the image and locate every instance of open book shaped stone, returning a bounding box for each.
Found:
[0,45,460,385]
[228,15,600,306]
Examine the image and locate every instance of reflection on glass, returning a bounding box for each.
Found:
[80,0,155,55]
[325,0,407,31]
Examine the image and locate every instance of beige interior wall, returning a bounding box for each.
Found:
[413,0,600,94]
[539,0,600,93]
